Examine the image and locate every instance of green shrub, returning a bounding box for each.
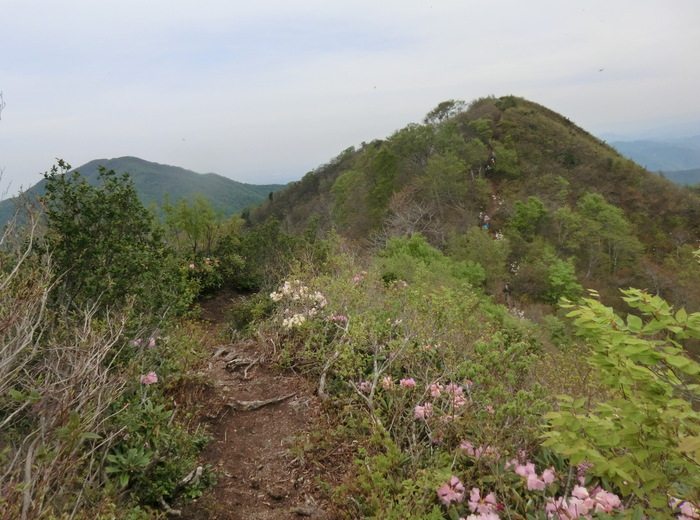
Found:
[41,161,195,321]
[543,289,700,516]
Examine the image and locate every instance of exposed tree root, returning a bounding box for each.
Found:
[228,392,296,411]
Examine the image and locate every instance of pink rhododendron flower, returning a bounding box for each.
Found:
[592,489,622,513]
[576,461,593,485]
[546,486,623,519]
[452,394,467,408]
[358,380,372,393]
[445,382,463,396]
[188,263,195,269]
[460,441,501,460]
[571,485,589,500]
[133,338,143,347]
[436,476,465,506]
[140,371,158,385]
[414,403,433,420]
[514,462,536,477]
[148,337,156,348]
[469,487,498,515]
[429,382,443,397]
[352,272,366,283]
[459,440,475,455]
[679,500,700,519]
[514,462,555,491]
[399,378,416,389]
[485,405,495,414]
[526,473,546,491]
[547,495,592,519]
[541,468,555,484]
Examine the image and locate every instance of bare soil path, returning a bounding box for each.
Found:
[178,290,336,520]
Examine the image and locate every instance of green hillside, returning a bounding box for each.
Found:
[250,96,700,311]
[0,156,286,225]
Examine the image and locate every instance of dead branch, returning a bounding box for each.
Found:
[211,344,236,359]
[317,350,340,399]
[174,465,203,495]
[159,496,182,516]
[225,355,259,379]
[228,392,296,411]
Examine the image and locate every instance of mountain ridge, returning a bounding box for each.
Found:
[0,156,286,225]
[610,137,700,172]
[248,95,700,311]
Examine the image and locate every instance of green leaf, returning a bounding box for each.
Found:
[627,314,643,333]
[649,494,668,508]
[665,354,695,372]
[675,308,688,325]
[8,389,25,401]
[631,505,644,520]
[641,320,666,334]
[677,436,700,457]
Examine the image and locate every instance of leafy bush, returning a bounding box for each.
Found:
[261,247,554,518]
[378,233,485,288]
[0,181,213,518]
[543,289,700,516]
[41,161,195,321]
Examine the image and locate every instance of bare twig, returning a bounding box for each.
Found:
[159,496,182,516]
[175,465,203,493]
[317,350,341,399]
[228,392,296,411]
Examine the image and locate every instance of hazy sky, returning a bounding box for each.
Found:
[2,0,699,197]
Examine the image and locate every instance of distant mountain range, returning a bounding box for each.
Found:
[609,135,700,185]
[0,156,286,226]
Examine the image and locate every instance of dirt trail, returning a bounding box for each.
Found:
[179,291,334,520]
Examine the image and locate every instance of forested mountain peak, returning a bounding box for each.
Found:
[0,156,286,225]
[250,95,700,311]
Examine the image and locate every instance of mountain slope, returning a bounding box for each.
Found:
[0,156,286,225]
[249,95,700,311]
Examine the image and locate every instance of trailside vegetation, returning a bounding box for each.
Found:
[255,238,699,519]
[0,166,212,519]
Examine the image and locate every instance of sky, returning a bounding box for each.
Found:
[2,0,700,198]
